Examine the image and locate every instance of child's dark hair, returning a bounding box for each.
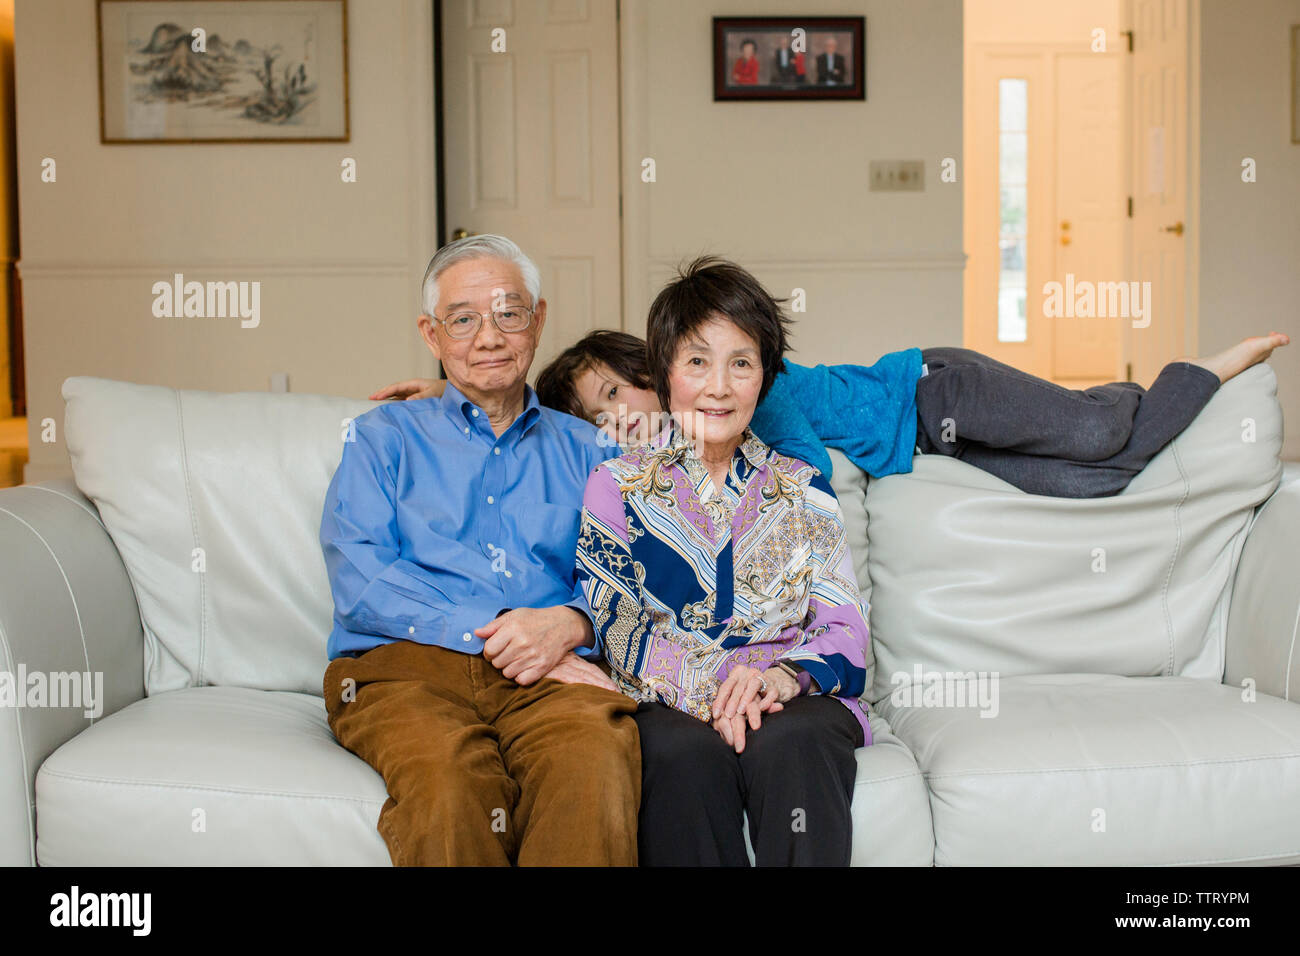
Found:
[534,329,652,422]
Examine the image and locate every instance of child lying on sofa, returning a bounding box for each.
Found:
[372,257,1289,498]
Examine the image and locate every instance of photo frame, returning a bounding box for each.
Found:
[1292,24,1299,144]
[713,16,866,101]
[97,0,350,143]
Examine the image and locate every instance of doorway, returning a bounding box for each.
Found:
[962,0,1195,388]
[437,0,624,380]
[0,0,22,489]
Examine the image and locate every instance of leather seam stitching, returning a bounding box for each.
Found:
[26,484,108,532]
[0,608,34,865]
[853,769,924,785]
[923,750,1300,779]
[1153,847,1300,866]
[1159,439,1190,675]
[1285,599,1299,703]
[0,507,95,688]
[173,390,207,687]
[0,507,95,865]
[37,768,386,805]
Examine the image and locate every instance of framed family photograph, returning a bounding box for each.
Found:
[713,16,866,101]
[96,0,350,143]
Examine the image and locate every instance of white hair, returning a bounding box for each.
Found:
[420,234,542,315]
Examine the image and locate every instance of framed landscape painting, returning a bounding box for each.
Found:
[97,0,350,143]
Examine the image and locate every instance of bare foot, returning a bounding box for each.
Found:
[1190,332,1291,384]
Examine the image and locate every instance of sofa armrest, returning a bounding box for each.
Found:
[1224,476,1300,703]
[0,479,145,865]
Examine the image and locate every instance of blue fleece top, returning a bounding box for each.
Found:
[749,348,924,479]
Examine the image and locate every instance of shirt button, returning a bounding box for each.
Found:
[408,626,415,634]
[494,447,501,456]
[472,409,480,418]
[462,632,472,642]
[487,495,495,504]
[463,426,469,434]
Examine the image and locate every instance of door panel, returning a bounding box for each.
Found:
[1127,0,1188,385]
[965,51,1052,377]
[442,0,623,378]
[1053,52,1124,382]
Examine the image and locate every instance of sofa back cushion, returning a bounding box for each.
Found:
[63,377,374,696]
[862,364,1283,705]
[62,365,1283,702]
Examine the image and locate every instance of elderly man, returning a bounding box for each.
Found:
[816,36,845,85]
[320,234,636,866]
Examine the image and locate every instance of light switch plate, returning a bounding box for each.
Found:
[869,160,925,191]
[270,372,289,393]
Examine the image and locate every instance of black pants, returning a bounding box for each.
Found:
[633,695,863,866]
[914,347,1221,497]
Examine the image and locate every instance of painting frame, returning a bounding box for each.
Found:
[96,0,350,144]
[713,16,866,102]
[1292,24,1300,144]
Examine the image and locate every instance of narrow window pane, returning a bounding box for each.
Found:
[999,132,1027,184]
[999,185,1026,236]
[999,78,1027,131]
[997,79,1028,343]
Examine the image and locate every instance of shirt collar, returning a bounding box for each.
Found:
[440,379,541,437]
[654,416,769,470]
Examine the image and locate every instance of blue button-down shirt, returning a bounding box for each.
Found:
[321,380,620,661]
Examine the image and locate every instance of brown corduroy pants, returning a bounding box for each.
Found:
[323,640,640,866]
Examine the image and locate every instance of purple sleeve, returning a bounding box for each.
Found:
[776,476,870,699]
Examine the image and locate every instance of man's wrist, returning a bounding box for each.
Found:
[563,605,596,649]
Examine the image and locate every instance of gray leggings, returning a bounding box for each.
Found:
[913,347,1221,498]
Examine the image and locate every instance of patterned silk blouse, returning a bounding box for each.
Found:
[576,420,873,744]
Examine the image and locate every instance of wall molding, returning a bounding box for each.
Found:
[645,254,968,273]
[15,260,414,280]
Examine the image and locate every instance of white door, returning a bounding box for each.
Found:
[964,50,1052,377]
[1053,51,1125,384]
[441,0,623,377]
[1126,0,1189,385]
[965,45,1127,383]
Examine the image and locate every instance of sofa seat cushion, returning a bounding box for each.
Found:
[850,709,934,865]
[36,686,390,865]
[877,673,1300,866]
[34,685,934,865]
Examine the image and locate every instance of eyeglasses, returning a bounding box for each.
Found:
[433,305,536,339]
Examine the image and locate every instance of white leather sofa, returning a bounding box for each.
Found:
[2,365,1297,866]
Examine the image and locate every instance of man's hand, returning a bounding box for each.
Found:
[540,652,618,692]
[369,378,443,401]
[476,605,594,685]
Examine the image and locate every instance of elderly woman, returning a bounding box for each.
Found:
[574,258,871,866]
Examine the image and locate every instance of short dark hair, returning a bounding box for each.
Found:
[534,329,652,422]
[741,38,757,51]
[645,256,791,411]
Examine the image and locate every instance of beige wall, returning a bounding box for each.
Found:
[15,0,437,481]
[619,0,965,368]
[13,0,1295,482]
[965,0,1122,44]
[1198,0,1300,459]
